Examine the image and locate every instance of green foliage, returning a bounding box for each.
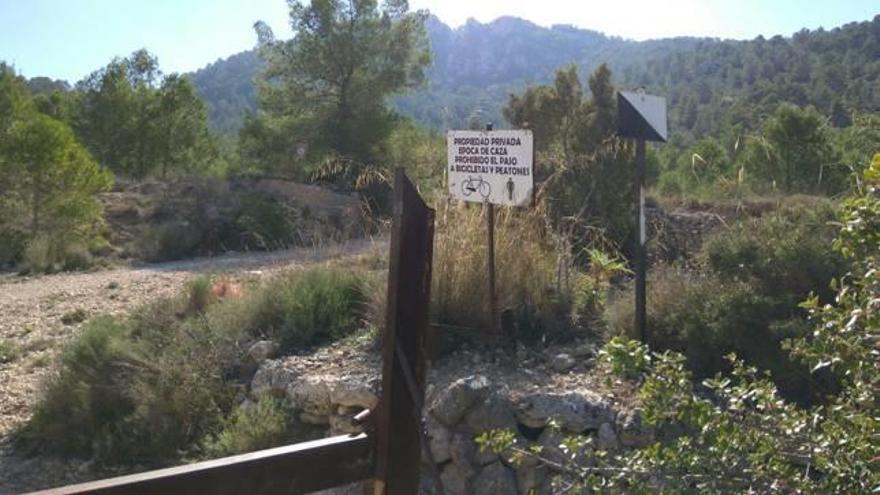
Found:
[221,193,297,251]
[22,262,376,465]
[570,249,630,326]
[202,398,294,458]
[607,201,844,400]
[598,335,650,380]
[138,190,302,262]
[0,110,112,271]
[60,308,88,326]
[0,339,19,364]
[701,199,844,303]
[21,310,237,464]
[739,104,845,194]
[185,275,214,314]
[244,0,430,175]
[73,49,218,178]
[265,267,365,354]
[489,155,880,493]
[504,64,636,250]
[138,222,203,262]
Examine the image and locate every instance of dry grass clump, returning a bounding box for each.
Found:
[431,198,569,341]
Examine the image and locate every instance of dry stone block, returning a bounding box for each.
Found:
[440,461,476,495]
[472,462,517,495]
[426,415,452,464]
[250,359,297,398]
[515,389,616,433]
[429,375,491,426]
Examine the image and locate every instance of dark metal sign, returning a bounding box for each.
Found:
[617,90,668,345]
[617,90,667,142]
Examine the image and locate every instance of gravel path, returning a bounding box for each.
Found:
[0,237,386,494]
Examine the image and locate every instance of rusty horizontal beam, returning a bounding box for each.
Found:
[26,433,373,495]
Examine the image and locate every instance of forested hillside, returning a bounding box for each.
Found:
[190,14,880,136]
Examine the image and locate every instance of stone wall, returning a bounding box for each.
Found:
[250,352,654,495]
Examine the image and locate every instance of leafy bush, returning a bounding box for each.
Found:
[701,198,843,303]
[0,340,18,363]
[185,275,215,314]
[202,398,295,458]
[487,156,880,495]
[216,193,297,252]
[20,236,97,274]
[60,308,88,325]
[606,199,846,400]
[21,308,236,464]
[138,222,204,262]
[598,335,650,380]
[0,226,26,267]
[266,267,365,354]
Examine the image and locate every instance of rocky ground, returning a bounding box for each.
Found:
[245,335,645,495]
[0,236,386,494]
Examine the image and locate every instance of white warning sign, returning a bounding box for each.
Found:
[447,129,534,207]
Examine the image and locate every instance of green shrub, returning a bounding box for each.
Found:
[22,316,141,457]
[202,398,294,458]
[22,236,97,274]
[60,308,88,325]
[701,198,843,303]
[598,335,651,380]
[22,308,237,464]
[139,222,203,262]
[22,235,54,273]
[0,226,26,267]
[266,267,365,354]
[185,275,215,314]
[0,340,18,363]
[223,193,296,251]
[605,269,833,402]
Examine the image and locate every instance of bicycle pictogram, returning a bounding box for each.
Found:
[461,175,491,199]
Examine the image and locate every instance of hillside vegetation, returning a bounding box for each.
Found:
[0,1,878,492]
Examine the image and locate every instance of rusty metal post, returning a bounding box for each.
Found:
[374,169,435,495]
[485,123,499,335]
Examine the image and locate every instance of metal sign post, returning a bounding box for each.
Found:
[485,124,499,334]
[447,124,534,335]
[617,90,667,345]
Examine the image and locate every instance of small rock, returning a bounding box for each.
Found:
[597,422,619,450]
[288,375,335,417]
[329,376,379,409]
[515,390,616,432]
[572,342,596,358]
[617,409,654,448]
[247,340,279,364]
[551,353,576,372]
[429,375,491,426]
[440,461,476,495]
[463,390,516,435]
[426,415,452,464]
[250,360,297,398]
[516,464,546,495]
[472,462,517,495]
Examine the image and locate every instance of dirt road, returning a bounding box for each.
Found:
[0,237,386,494]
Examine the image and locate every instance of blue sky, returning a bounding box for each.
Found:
[1,0,876,83]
